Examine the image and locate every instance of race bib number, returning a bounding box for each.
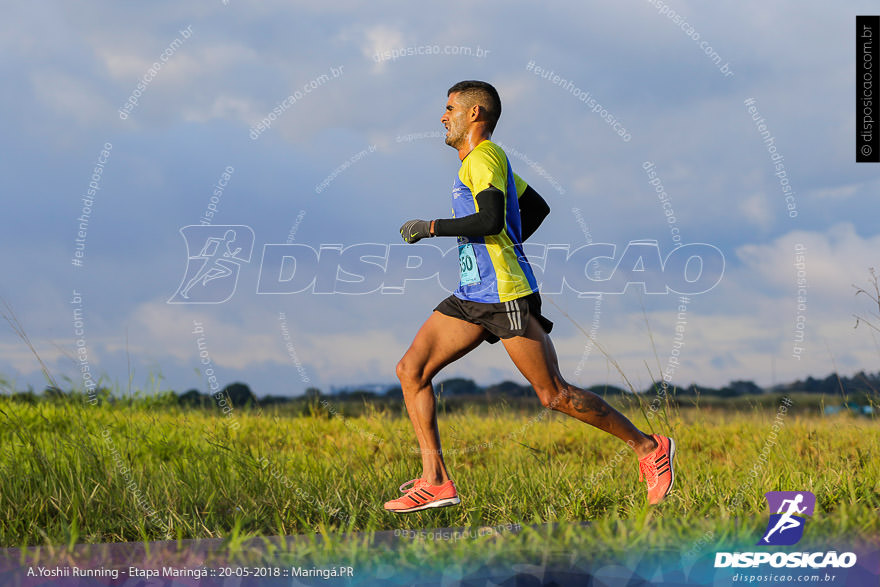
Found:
[458,243,481,286]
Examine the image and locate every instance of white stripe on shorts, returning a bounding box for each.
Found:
[514,300,522,330]
[506,300,521,331]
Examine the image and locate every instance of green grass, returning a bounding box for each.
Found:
[0,391,878,569]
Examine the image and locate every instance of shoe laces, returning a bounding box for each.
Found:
[398,478,425,493]
[639,457,658,489]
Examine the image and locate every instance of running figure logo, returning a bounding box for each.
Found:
[759,491,816,546]
[168,225,254,304]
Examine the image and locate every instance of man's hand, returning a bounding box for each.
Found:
[399,219,433,244]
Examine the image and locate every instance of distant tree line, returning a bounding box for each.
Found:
[5,371,878,404]
[380,372,879,399]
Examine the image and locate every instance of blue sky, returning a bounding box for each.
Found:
[2,1,879,398]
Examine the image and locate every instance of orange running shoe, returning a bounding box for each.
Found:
[383,478,460,513]
[638,434,676,505]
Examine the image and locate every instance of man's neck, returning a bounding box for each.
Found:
[457,130,493,161]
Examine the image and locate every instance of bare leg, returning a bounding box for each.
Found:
[501,315,658,458]
[396,311,487,485]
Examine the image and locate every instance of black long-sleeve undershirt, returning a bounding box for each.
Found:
[432,185,550,240]
[433,187,504,237]
[519,185,550,240]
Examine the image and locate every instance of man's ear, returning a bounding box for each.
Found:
[469,103,482,122]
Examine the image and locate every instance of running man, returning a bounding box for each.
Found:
[180,229,243,299]
[762,494,807,544]
[384,80,675,513]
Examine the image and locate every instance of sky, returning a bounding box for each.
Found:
[2,0,880,399]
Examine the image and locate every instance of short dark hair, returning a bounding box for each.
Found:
[447,80,501,132]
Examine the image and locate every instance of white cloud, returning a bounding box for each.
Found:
[360,25,407,67]
[810,183,862,200]
[736,223,880,302]
[180,94,262,124]
[739,192,774,230]
[30,70,112,127]
[114,302,287,370]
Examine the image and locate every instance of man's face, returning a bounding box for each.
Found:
[441,92,470,148]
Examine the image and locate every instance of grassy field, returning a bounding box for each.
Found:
[0,390,878,570]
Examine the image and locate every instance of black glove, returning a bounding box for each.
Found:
[399,219,433,244]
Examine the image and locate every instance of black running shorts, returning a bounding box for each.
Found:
[433,291,554,344]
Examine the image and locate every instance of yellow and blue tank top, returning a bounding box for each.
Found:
[452,140,538,303]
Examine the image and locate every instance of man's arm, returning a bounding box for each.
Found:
[434,184,549,239]
[518,185,550,241]
[399,187,504,244]
[432,187,504,237]
[399,184,549,244]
